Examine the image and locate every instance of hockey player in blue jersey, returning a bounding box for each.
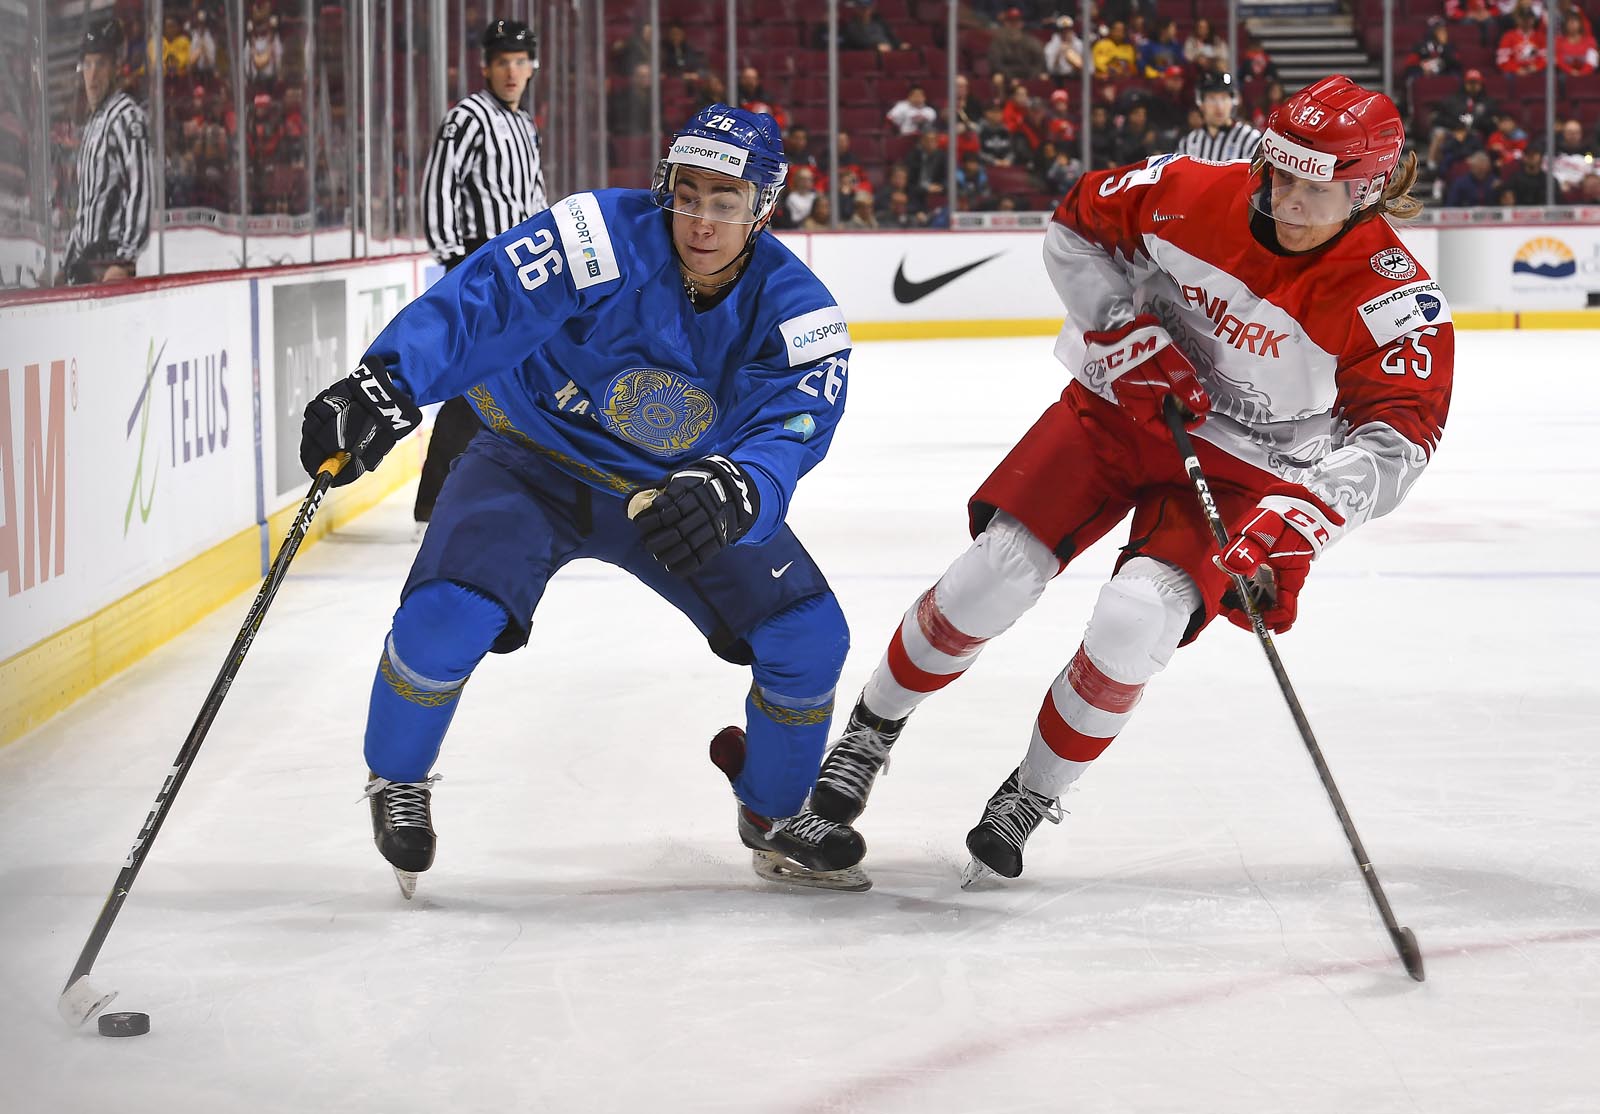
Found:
[299,106,867,893]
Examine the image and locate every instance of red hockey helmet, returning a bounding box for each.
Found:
[1254,76,1405,224]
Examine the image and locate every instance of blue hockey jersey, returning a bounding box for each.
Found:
[364,189,852,546]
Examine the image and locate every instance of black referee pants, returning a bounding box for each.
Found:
[414,247,486,523]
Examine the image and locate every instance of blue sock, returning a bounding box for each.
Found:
[363,581,507,782]
[735,594,850,819]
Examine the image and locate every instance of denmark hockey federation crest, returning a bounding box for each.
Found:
[602,368,716,456]
[1369,247,1417,281]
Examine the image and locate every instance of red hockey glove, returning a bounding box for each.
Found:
[1217,489,1345,634]
[1082,314,1210,430]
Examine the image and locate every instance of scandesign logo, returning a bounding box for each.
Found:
[892,252,1004,303]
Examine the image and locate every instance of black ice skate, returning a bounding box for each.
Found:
[710,726,872,892]
[809,698,908,824]
[961,767,1063,888]
[364,772,440,900]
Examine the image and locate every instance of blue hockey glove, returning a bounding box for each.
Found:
[300,356,422,487]
[629,455,760,576]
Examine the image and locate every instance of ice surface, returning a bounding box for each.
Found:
[2,333,1597,1113]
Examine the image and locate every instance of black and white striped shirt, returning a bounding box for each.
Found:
[1174,121,1262,163]
[66,89,151,268]
[422,89,547,264]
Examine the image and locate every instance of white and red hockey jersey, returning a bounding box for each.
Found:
[1045,153,1453,541]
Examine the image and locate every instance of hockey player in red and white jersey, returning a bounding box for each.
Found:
[808,75,1454,884]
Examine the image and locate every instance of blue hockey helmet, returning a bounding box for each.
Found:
[651,104,788,226]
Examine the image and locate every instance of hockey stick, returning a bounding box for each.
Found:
[58,453,351,1026]
[1160,396,1424,982]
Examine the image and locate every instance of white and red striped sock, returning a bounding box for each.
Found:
[861,513,1060,721]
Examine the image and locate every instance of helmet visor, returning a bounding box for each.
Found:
[1249,165,1358,227]
[658,165,761,226]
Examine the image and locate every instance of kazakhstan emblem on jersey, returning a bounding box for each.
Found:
[601,368,716,456]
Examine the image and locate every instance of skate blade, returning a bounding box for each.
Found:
[750,849,872,892]
[392,868,419,900]
[960,856,999,890]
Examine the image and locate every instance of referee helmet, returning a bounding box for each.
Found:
[482,19,537,63]
[81,18,124,58]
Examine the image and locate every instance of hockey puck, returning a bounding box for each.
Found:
[97,1011,150,1038]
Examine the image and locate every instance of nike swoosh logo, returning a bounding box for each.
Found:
[892,252,1003,304]
[771,562,794,578]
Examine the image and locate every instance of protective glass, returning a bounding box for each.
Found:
[658,166,760,225]
[1248,167,1359,228]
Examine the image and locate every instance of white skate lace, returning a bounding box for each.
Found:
[364,774,441,829]
[816,727,894,798]
[772,810,848,848]
[982,782,1063,851]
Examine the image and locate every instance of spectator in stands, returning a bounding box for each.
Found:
[609,63,656,135]
[691,71,729,114]
[662,23,705,74]
[1113,102,1158,164]
[1446,150,1500,204]
[1088,103,1117,169]
[837,0,908,52]
[189,10,217,77]
[785,125,820,178]
[800,193,833,231]
[1045,88,1077,146]
[1093,20,1139,78]
[1446,0,1498,47]
[1485,110,1530,171]
[1140,19,1183,77]
[1248,79,1287,132]
[162,14,191,77]
[245,14,284,88]
[1406,17,1462,81]
[880,188,919,228]
[978,102,1016,164]
[1240,34,1279,82]
[1552,118,1597,198]
[783,166,819,228]
[1580,171,1600,202]
[835,131,870,197]
[1046,142,1083,193]
[612,21,653,72]
[905,129,946,197]
[1436,113,1486,185]
[1427,68,1497,169]
[887,85,939,135]
[1184,17,1229,75]
[956,153,989,207]
[1497,0,1546,38]
[1501,145,1552,203]
[738,67,789,132]
[1498,9,1547,74]
[1046,16,1085,79]
[1556,11,1600,74]
[846,187,878,227]
[954,74,987,132]
[922,181,951,228]
[989,7,1048,83]
[1147,66,1189,140]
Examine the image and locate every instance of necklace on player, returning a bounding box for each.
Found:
[681,268,737,304]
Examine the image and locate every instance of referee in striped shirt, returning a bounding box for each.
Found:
[1174,72,1262,163]
[64,19,150,285]
[414,18,548,529]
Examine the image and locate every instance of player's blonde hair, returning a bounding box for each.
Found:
[1249,149,1424,223]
